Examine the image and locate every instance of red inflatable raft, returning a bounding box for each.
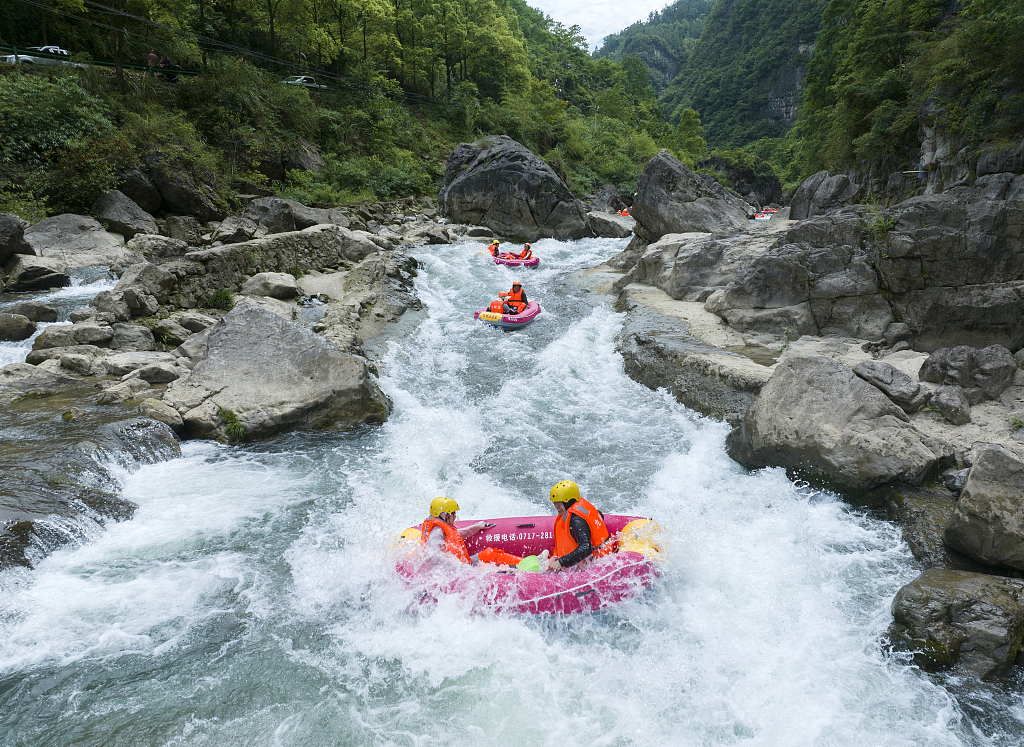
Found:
[395,514,663,614]
[474,300,542,329]
[493,253,540,268]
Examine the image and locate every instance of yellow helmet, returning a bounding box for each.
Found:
[430,496,459,517]
[549,480,580,503]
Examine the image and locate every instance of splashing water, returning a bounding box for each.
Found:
[0,240,1021,746]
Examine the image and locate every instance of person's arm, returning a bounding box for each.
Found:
[458,521,486,539]
[520,290,528,304]
[553,514,593,569]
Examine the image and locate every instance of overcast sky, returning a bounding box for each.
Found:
[527,0,672,51]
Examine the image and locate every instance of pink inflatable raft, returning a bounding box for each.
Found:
[395,514,663,614]
[493,253,540,268]
[474,300,542,330]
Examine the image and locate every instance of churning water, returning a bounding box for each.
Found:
[1,239,1022,746]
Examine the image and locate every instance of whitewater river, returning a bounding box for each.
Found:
[1,237,1022,746]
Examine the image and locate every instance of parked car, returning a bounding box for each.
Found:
[2,46,82,67]
[281,75,326,91]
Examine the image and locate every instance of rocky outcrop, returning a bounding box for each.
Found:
[117,168,162,214]
[93,190,158,239]
[888,569,1024,679]
[697,155,784,208]
[631,150,751,241]
[20,214,137,268]
[590,185,628,213]
[587,211,634,238]
[0,212,30,265]
[944,446,1024,570]
[918,345,1017,404]
[726,355,946,490]
[143,152,227,221]
[438,135,592,241]
[789,171,862,220]
[161,305,390,441]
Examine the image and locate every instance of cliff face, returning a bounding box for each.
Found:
[658,0,827,145]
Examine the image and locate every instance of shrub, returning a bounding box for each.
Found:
[204,289,235,310]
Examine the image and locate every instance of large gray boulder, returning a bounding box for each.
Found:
[726,356,943,490]
[126,233,189,258]
[161,305,390,441]
[241,197,338,235]
[20,214,136,268]
[116,168,162,214]
[143,154,226,222]
[944,446,1024,569]
[888,569,1024,679]
[438,135,592,241]
[631,151,750,242]
[587,211,634,239]
[93,190,158,239]
[9,301,58,323]
[789,171,862,220]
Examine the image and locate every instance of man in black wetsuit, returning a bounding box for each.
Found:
[546,480,612,572]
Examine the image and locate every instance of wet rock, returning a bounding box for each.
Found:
[0,313,37,342]
[162,304,390,441]
[880,485,992,571]
[726,355,943,490]
[240,271,300,300]
[438,135,592,241]
[103,351,179,377]
[888,568,1024,679]
[4,255,72,292]
[93,189,158,239]
[944,446,1024,570]
[853,360,930,413]
[631,150,750,242]
[0,362,72,403]
[137,398,184,432]
[941,467,970,495]
[9,302,58,323]
[97,377,151,404]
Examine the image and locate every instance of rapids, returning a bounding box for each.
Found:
[1,238,1022,746]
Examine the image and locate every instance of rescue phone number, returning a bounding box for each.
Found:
[483,531,553,541]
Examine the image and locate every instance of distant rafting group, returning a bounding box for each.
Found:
[474,240,542,329]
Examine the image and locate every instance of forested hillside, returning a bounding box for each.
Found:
[593,0,712,94]
[0,0,719,222]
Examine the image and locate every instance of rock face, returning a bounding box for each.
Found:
[888,568,1024,679]
[789,171,862,220]
[944,447,1024,570]
[161,305,390,440]
[438,135,591,241]
[93,190,158,239]
[631,150,751,242]
[726,356,943,489]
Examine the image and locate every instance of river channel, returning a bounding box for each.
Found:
[1,237,1021,746]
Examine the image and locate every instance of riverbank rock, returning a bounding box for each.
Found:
[0,213,30,265]
[438,135,592,241]
[0,313,37,341]
[918,345,1017,404]
[161,304,390,441]
[20,214,137,269]
[888,568,1024,679]
[726,355,944,490]
[853,360,929,413]
[588,211,634,238]
[9,301,58,323]
[630,150,751,242]
[944,446,1024,570]
[93,190,158,239]
[4,256,73,292]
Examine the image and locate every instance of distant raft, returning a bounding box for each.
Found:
[474,300,542,330]
[493,252,540,268]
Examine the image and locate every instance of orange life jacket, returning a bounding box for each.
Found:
[506,287,526,313]
[554,497,612,560]
[490,244,500,257]
[517,249,532,259]
[420,517,471,564]
[489,300,504,313]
